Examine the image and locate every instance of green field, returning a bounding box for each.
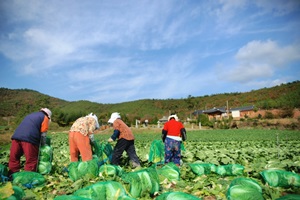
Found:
[1,129,300,199]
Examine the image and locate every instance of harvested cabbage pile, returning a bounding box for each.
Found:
[92,141,113,165]
[216,164,245,176]
[0,182,25,199]
[54,195,90,200]
[98,164,123,180]
[157,162,180,182]
[188,162,217,176]
[260,169,300,187]
[73,181,134,200]
[121,167,160,198]
[38,144,53,174]
[148,140,165,164]
[226,177,264,200]
[156,191,202,200]
[68,159,99,181]
[0,163,8,182]
[12,171,46,189]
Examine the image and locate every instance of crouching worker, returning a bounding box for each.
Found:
[162,114,187,166]
[107,112,141,168]
[8,108,52,177]
[69,113,99,162]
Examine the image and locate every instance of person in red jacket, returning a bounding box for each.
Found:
[162,114,187,166]
[107,112,140,168]
[8,108,52,176]
[69,113,100,162]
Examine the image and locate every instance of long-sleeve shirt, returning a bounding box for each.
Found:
[111,119,134,141]
[69,116,97,136]
[12,111,50,145]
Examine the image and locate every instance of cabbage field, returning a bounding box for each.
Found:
[1,129,300,200]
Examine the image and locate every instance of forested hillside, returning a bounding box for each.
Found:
[0,80,299,126]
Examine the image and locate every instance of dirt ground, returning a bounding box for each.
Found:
[249,108,300,119]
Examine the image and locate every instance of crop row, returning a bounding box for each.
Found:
[0,129,299,199]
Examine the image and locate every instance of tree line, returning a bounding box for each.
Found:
[0,81,299,128]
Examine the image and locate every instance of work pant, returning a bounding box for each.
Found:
[8,139,39,176]
[69,131,92,162]
[111,138,140,166]
[164,137,181,165]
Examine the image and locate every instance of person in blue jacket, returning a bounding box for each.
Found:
[8,108,52,177]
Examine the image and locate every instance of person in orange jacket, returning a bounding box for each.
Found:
[162,114,187,166]
[8,108,52,176]
[107,112,141,168]
[69,113,99,162]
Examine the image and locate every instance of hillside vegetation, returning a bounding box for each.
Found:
[0,80,300,127]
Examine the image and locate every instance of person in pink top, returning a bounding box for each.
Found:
[162,114,187,166]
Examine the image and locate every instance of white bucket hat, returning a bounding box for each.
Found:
[108,112,121,123]
[40,108,52,119]
[87,113,100,129]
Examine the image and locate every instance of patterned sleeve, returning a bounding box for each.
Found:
[88,117,97,134]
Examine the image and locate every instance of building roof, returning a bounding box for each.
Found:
[193,105,254,115]
[203,107,226,114]
[230,105,254,112]
[158,116,168,122]
[193,110,204,115]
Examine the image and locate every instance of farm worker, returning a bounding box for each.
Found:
[69,113,99,162]
[107,112,141,168]
[8,108,52,177]
[162,114,187,166]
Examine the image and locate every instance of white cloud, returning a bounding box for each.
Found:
[24,28,75,55]
[219,40,300,83]
[217,0,247,16]
[211,0,247,33]
[235,40,300,67]
[225,64,274,82]
[247,78,290,89]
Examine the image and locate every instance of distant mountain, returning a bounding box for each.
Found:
[1,80,299,125]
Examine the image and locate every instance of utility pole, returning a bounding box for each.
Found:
[226,100,229,118]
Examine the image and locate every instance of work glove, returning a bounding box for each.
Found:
[89,134,95,142]
[107,138,113,143]
[180,128,187,141]
[89,134,97,154]
[162,130,167,143]
[41,132,47,146]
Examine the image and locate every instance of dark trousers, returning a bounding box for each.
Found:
[8,139,39,176]
[111,138,140,165]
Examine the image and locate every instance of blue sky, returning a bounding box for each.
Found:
[1,0,300,104]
